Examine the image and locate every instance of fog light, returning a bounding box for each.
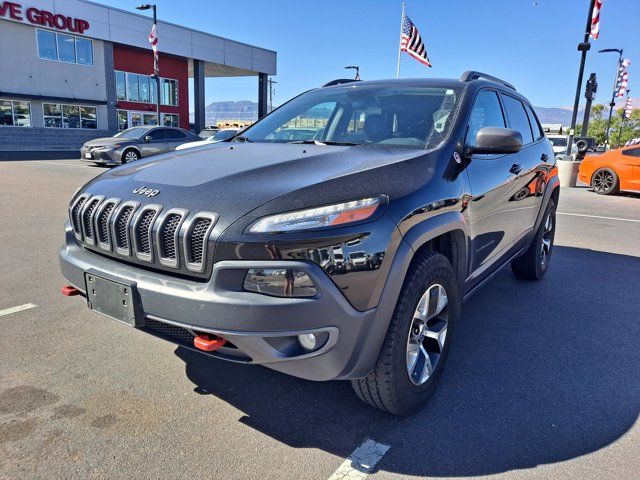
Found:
[243,269,317,298]
[297,333,317,351]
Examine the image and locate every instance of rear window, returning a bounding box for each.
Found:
[501,94,534,145]
[524,104,544,140]
[622,147,640,157]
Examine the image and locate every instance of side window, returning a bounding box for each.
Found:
[165,129,187,139]
[147,129,167,140]
[622,148,640,157]
[466,90,505,147]
[501,94,534,145]
[524,104,543,140]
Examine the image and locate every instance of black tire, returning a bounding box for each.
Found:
[351,251,460,416]
[511,199,556,280]
[591,168,620,195]
[122,149,140,164]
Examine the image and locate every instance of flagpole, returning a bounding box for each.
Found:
[396,1,405,78]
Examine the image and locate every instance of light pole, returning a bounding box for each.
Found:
[345,66,360,80]
[599,48,623,150]
[136,4,161,126]
[566,0,597,157]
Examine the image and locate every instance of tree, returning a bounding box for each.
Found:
[584,103,639,147]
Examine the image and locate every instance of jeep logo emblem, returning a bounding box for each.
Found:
[133,186,160,197]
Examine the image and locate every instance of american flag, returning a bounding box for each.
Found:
[400,14,431,68]
[590,0,602,40]
[624,97,633,119]
[149,24,158,74]
[616,59,630,97]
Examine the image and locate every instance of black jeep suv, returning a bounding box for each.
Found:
[60,72,558,415]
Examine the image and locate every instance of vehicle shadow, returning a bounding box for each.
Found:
[175,246,640,477]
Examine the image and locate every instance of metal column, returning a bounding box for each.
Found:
[258,73,269,119]
[193,60,206,133]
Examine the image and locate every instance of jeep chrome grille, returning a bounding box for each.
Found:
[70,194,217,274]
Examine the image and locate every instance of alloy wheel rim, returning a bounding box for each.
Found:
[540,212,554,265]
[593,171,613,193]
[406,283,449,386]
[124,152,137,163]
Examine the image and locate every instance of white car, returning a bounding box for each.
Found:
[548,134,577,159]
[176,128,239,151]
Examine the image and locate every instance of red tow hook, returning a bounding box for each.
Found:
[61,285,80,296]
[194,334,227,352]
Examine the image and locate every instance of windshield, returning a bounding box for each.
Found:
[549,137,567,147]
[115,127,148,139]
[239,85,462,150]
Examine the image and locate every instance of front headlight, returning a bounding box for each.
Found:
[248,197,382,233]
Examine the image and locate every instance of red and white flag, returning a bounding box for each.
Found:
[148,24,158,73]
[590,0,602,40]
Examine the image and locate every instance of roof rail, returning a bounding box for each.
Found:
[322,78,360,87]
[460,71,516,90]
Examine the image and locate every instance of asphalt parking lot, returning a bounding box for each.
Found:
[1,159,639,480]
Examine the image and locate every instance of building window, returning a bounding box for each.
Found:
[36,29,93,66]
[117,110,128,130]
[162,113,179,127]
[0,100,32,127]
[116,72,126,101]
[116,71,176,106]
[126,73,140,102]
[161,78,178,106]
[43,103,98,129]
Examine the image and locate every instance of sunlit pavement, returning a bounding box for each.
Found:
[1,159,638,480]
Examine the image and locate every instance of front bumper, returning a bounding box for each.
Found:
[80,147,120,165]
[59,228,383,381]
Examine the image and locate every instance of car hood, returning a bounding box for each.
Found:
[80,142,429,231]
[83,137,132,147]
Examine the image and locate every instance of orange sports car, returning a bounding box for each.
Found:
[579,145,640,195]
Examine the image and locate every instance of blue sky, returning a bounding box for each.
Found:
[111,0,639,108]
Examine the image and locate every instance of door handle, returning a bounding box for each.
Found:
[541,153,549,162]
[510,164,522,175]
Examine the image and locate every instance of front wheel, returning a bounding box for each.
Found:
[591,168,619,195]
[122,149,140,164]
[351,251,460,416]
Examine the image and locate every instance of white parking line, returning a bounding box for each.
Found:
[557,212,640,224]
[0,303,38,317]
[328,438,390,480]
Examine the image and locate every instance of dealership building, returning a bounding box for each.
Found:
[0,0,276,154]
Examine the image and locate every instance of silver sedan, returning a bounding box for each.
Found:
[80,126,200,165]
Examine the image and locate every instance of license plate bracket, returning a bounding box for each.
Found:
[85,273,143,327]
[84,152,92,159]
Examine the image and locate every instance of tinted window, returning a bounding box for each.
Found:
[501,94,534,145]
[622,148,640,157]
[466,90,505,147]
[164,129,187,139]
[147,129,167,140]
[524,104,543,140]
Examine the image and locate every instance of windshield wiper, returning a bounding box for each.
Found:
[232,135,252,142]
[288,140,363,146]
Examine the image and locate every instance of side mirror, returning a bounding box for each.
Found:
[144,135,153,143]
[469,127,523,155]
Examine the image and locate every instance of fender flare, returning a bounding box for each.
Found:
[338,211,469,379]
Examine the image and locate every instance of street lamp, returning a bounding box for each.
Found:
[599,48,624,150]
[136,3,161,126]
[345,66,360,80]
